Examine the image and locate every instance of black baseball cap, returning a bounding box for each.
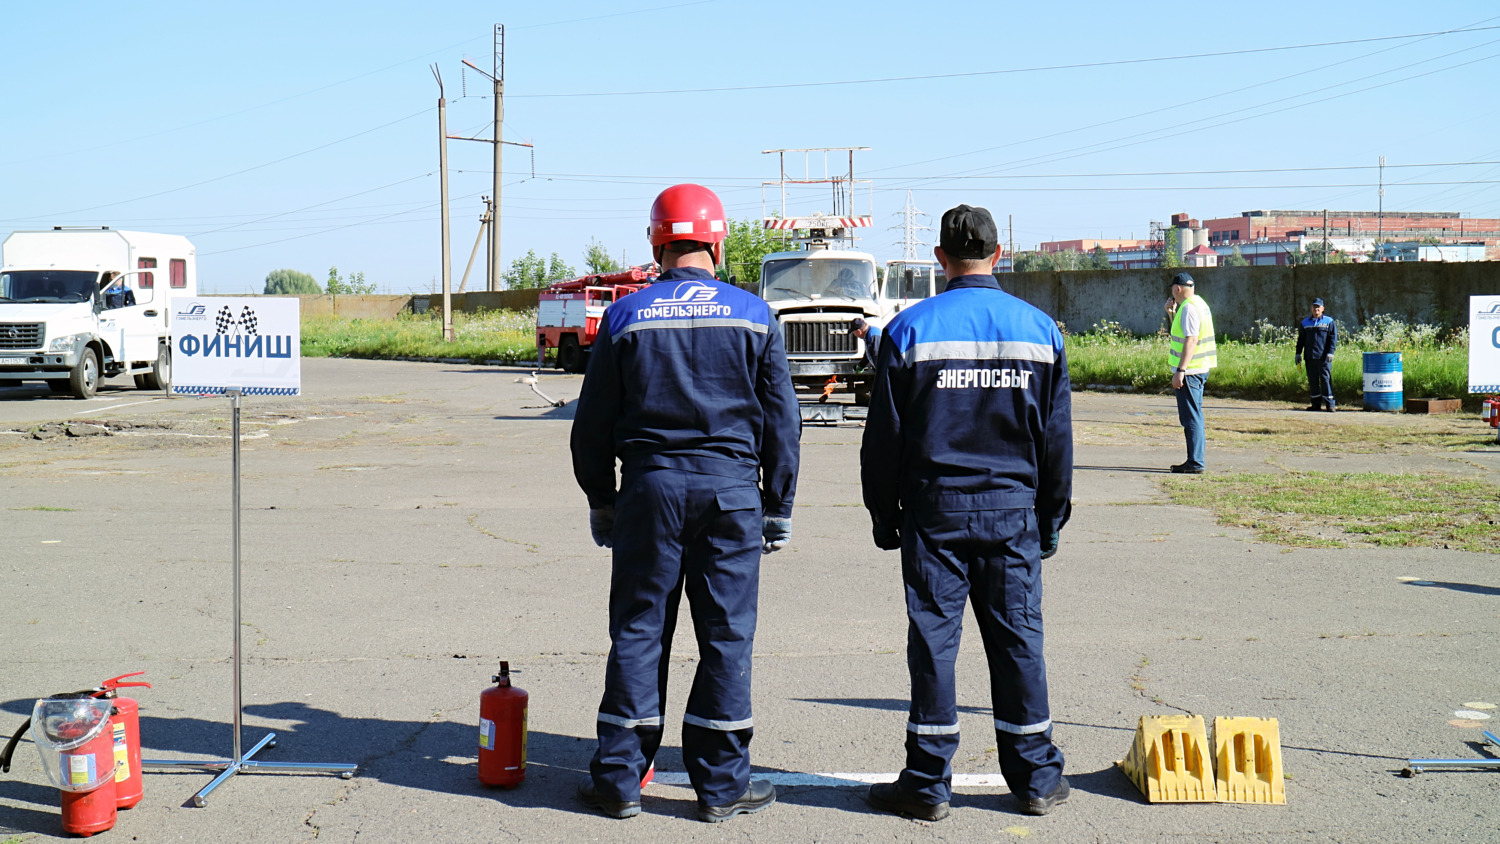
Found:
[1311,297,1324,306]
[940,204,999,260]
[1171,272,1195,287]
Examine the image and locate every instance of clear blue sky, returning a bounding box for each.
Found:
[3,1,1498,293]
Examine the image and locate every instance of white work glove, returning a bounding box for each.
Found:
[1325,354,1334,362]
[589,507,615,549]
[762,517,791,554]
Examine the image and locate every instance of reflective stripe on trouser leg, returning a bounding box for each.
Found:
[897,511,969,805]
[968,509,1064,801]
[591,469,690,801]
[679,477,762,807]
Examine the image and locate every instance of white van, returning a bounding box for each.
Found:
[0,228,193,398]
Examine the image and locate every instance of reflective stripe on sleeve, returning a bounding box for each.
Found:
[598,713,663,729]
[907,340,1056,364]
[906,721,961,736]
[683,714,753,731]
[994,717,1051,735]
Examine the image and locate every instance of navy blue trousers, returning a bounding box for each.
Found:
[1306,358,1334,409]
[590,468,762,807]
[898,507,1064,804]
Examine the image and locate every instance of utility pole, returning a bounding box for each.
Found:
[1323,208,1329,264]
[491,25,503,292]
[431,65,454,342]
[1008,214,1015,273]
[1376,155,1386,255]
[459,25,513,292]
[458,198,491,294]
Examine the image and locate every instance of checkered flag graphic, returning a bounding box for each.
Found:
[213,305,262,336]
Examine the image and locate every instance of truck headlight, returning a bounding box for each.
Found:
[47,334,86,353]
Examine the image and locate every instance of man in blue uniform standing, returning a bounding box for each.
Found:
[861,205,1073,821]
[1295,297,1338,411]
[570,184,801,823]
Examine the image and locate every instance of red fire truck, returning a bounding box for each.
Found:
[535,266,657,372]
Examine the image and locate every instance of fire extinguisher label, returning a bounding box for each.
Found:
[68,752,97,785]
[114,722,129,782]
[479,717,496,751]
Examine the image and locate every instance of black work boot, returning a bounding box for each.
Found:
[867,781,950,821]
[697,779,776,823]
[576,775,641,819]
[1020,776,1070,816]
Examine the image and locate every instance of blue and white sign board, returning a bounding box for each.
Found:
[1470,296,1500,394]
[170,297,300,396]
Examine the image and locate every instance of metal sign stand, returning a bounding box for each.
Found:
[1403,731,1500,776]
[142,387,356,806]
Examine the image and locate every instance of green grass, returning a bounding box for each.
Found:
[1067,318,1474,408]
[1162,471,1500,552]
[301,309,540,364]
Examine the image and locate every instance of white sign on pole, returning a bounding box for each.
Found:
[1470,296,1500,394]
[170,297,301,396]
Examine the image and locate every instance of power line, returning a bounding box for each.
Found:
[878,44,1500,193]
[510,24,1500,98]
[16,107,433,222]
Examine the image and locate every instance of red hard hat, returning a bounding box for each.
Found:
[648,184,727,262]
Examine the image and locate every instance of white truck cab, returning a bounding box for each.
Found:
[0,228,193,398]
[760,235,884,405]
[882,258,946,314]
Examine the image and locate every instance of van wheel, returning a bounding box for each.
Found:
[70,348,100,399]
[137,343,171,391]
[559,336,585,373]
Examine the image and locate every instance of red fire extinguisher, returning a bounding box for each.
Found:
[98,672,152,809]
[478,662,528,788]
[30,697,120,837]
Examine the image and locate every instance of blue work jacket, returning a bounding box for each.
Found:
[1295,315,1337,359]
[570,267,800,518]
[860,274,1073,537]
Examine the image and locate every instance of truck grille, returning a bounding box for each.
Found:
[0,323,43,350]
[783,320,857,355]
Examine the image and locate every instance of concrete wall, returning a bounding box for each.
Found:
[1002,261,1499,338]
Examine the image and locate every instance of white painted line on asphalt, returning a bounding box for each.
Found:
[75,398,166,415]
[647,772,1010,789]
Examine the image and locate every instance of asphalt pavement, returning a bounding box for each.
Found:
[1,359,1496,843]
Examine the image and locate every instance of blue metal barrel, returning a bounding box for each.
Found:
[1362,351,1403,411]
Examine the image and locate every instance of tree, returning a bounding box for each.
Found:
[1013,251,1056,273]
[503,249,578,289]
[1089,245,1113,271]
[1162,229,1182,269]
[1222,246,1250,267]
[263,268,321,295]
[1050,250,1087,271]
[722,217,789,288]
[1293,242,1348,266]
[583,238,622,275]
[326,266,376,294]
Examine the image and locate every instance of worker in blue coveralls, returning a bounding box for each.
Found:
[861,204,1073,821]
[569,183,801,823]
[1295,297,1338,412]
[852,317,881,369]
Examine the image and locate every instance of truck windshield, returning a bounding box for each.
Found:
[762,258,875,302]
[0,270,98,303]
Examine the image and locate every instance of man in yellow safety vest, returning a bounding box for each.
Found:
[1165,272,1217,473]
